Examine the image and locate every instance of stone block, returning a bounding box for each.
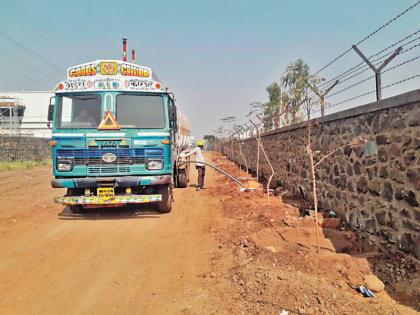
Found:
[398,233,415,253]
[376,135,388,145]
[403,190,418,207]
[368,179,380,195]
[403,151,416,165]
[378,147,388,162]
[388,143,401,159]
[353,161,362,175]
[406,168,420,190]
[378,166,388,178]
[357,176,368,193]
[381,181,393,202]
[375,210,387,225]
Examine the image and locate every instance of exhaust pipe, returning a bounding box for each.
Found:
[132,48,136,64]
[122,38,127,62]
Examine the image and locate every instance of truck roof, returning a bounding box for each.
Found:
[54,60,164,94]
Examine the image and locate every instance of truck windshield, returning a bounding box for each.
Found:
[55,94,101,129]
[116,94,165,128]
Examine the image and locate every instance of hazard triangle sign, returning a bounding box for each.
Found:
[97,111,121,130]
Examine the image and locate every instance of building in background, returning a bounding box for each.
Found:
[0,91,52,138]
[0,96,26,130]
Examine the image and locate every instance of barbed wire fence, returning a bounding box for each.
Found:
[218,0,420,145]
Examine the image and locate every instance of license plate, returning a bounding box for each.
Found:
[97,187,114,200]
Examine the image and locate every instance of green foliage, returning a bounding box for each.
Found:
[247,58,325,132]
[0,160,50,172]
[282,59,311,123]
[203,134,217,142]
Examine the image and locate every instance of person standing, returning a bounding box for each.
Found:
[184,140,206,191]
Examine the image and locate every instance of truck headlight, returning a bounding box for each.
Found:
[146,159,163,170]
[57,159,73,171]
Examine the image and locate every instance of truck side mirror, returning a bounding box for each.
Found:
[47,96,55,128]
[169,98,177,132]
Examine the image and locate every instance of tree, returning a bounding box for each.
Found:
[203,134,218,151]
[282,59,310,124]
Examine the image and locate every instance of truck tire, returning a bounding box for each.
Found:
[157,185,172,213]
[177,169,188,188]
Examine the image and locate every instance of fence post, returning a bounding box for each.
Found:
[352,45,402,101]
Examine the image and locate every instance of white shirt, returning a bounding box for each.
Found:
[185,147,205,167]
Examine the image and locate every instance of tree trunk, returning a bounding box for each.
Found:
[307,122,320,254]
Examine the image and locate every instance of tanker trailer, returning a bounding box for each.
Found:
[173,109,192,188]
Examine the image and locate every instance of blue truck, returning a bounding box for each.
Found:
[47,59,191,213]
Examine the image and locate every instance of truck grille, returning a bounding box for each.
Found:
[56,148,164,175]
[87,165,131,175]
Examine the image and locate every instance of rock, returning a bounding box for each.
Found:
[210,272,217,278]
[365,217,377,234]
[375,211,387,225]
[401,135,412,146]
[406,168,420,190]
[322,218,340,228]
[376,135,388,145]
[403,151,416,165]
[392,119,406,129]
[403,190,418,207]
[388,167,404,184]
[357,177,368,193]
[353,161,362,175]
[364,274,385,293]
[394,186,404,200]
[316,296,323,305]
[265,246,277,253]
[378,147,388,162]
[388,143,401,159]
[381,181,393,201]
[347,181,354,192]
[378,166,388,178]
[398,233,415,253]
[368,179,380,195]
[346,163,353,176]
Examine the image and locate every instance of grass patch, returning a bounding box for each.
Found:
[0,160,51,172]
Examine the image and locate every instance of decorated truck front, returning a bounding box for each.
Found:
[48,60,190,213]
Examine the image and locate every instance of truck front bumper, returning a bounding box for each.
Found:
[51,175,171,189]
[55,194,162,206]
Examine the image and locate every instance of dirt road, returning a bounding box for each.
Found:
[0,156,227,315]
[0,153,418,314]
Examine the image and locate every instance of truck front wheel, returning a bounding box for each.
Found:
[157,185,172,213]
[176,169,188,188]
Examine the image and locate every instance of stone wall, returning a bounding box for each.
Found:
[0,136,50,161]
[224,89,420,259]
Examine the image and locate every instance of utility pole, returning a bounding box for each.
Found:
[352,45,402,101]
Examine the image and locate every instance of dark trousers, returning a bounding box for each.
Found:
[196,166,205,187]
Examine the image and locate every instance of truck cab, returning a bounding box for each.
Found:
[48,60,191,213]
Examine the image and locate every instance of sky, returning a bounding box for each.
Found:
[0,0,419,138]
